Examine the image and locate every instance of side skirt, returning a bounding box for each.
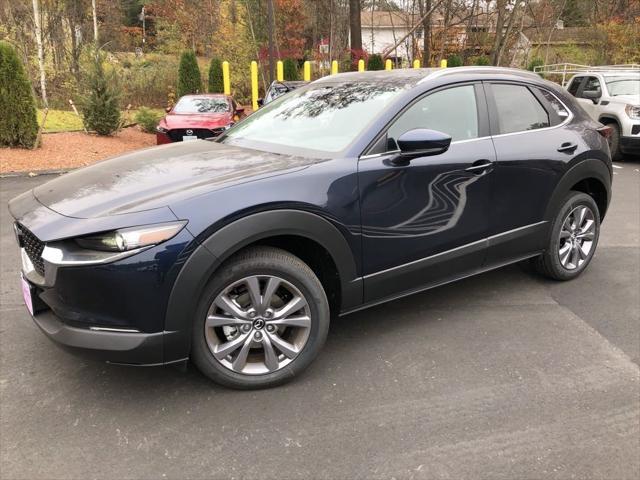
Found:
[339,251,541,317]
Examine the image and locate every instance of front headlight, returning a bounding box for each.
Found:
[156,125,169,133]
[625,104,640,119]
[75,221,187,252]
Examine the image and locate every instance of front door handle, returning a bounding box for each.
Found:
[557,142,578,153]
[465,159,494,174]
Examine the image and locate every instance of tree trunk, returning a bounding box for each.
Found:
[349,0,362,52]
[491,0,506,65]
[267,0,276,83]
[31,0,48,108]
[419,0,432,67]
[495,1,522,66]
[91,0,98,44]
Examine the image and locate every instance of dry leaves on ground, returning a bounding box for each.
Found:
[0,127,156,175]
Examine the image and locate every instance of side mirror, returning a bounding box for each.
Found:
[582,90,601,104]
[257,98,264,107]
[165,106,172,113]
[395,129,452,161]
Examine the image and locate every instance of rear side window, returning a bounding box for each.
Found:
[568,77,582,96]
[492,84,550,134]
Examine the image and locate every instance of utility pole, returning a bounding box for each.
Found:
[267,0,275,84]
[31,0,48,107]
[91,0,98,45]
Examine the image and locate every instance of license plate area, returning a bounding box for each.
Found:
[21,274,34,316]
[182,135,197,141]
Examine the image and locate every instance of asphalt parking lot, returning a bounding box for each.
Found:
[1,161,638,479]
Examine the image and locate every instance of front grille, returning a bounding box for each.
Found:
[16,223,45,276]
[167,128,220,142]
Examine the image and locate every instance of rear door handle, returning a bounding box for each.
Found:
[557,142,578,153]
[465,159,494,174]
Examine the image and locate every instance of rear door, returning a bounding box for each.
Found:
[484,81,586,266]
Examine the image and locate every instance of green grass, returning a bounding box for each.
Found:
[37,109,84,132]
[37,108,166,133]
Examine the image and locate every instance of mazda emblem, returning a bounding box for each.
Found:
[186,129,193,135]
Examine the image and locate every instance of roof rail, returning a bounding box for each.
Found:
[418,66,540,84]
[533,63,640,86]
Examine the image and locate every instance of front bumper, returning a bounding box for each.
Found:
[620,135,640,156]
[10,190,197,365]
[31,309,182,365]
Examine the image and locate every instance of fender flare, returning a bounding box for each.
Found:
[543,159,612,223]
[163,209,362,362]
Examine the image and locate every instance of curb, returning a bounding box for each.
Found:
[0,169,70,179]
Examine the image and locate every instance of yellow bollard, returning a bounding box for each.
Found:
[303,61,311,81]
[358,59,365,72]
[331,60,338,75]
[385,59,392,70]
[251,61,259,111]
[222,61,231,95]
[413,59,421,69]
[440,59,447,68]
[277,60,284,81]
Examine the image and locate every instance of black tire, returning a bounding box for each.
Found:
[532,191,600,281]
[607,122,623,161]
[191,246,330,389]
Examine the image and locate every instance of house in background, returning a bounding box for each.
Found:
[360,10,466,66]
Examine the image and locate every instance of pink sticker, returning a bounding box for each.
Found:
[21,276,34,316]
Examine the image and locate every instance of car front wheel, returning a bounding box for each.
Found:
[191,246,330,389]
[532,191,600,281]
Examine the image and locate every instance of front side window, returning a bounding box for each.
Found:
[568,77,582,96]
[579,77,601,97]
[387,85,479,145]
[492,84,550,134]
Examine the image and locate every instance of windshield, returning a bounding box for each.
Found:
[605,77,640,96]
[173,97,230,114]
[222,82,407,154]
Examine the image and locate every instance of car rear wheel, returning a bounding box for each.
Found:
[532,191,600,281]
[191,246,330,389]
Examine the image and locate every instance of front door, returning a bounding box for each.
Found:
[358,83,495,302]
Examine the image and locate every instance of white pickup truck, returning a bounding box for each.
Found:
[565,71,640,160]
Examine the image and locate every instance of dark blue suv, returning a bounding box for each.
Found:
[10,67,612,389]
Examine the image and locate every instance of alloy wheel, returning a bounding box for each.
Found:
[557,205,596,270]
[204,275,312,375]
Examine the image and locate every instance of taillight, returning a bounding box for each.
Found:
[597,126,613,139]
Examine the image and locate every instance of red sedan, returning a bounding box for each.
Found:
[156,94,245,144]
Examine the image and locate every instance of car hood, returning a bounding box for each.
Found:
[32,141,314,219]
[162,112,232,129]
[610,94,639,105]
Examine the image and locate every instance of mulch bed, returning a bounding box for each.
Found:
[0,127,156,175]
